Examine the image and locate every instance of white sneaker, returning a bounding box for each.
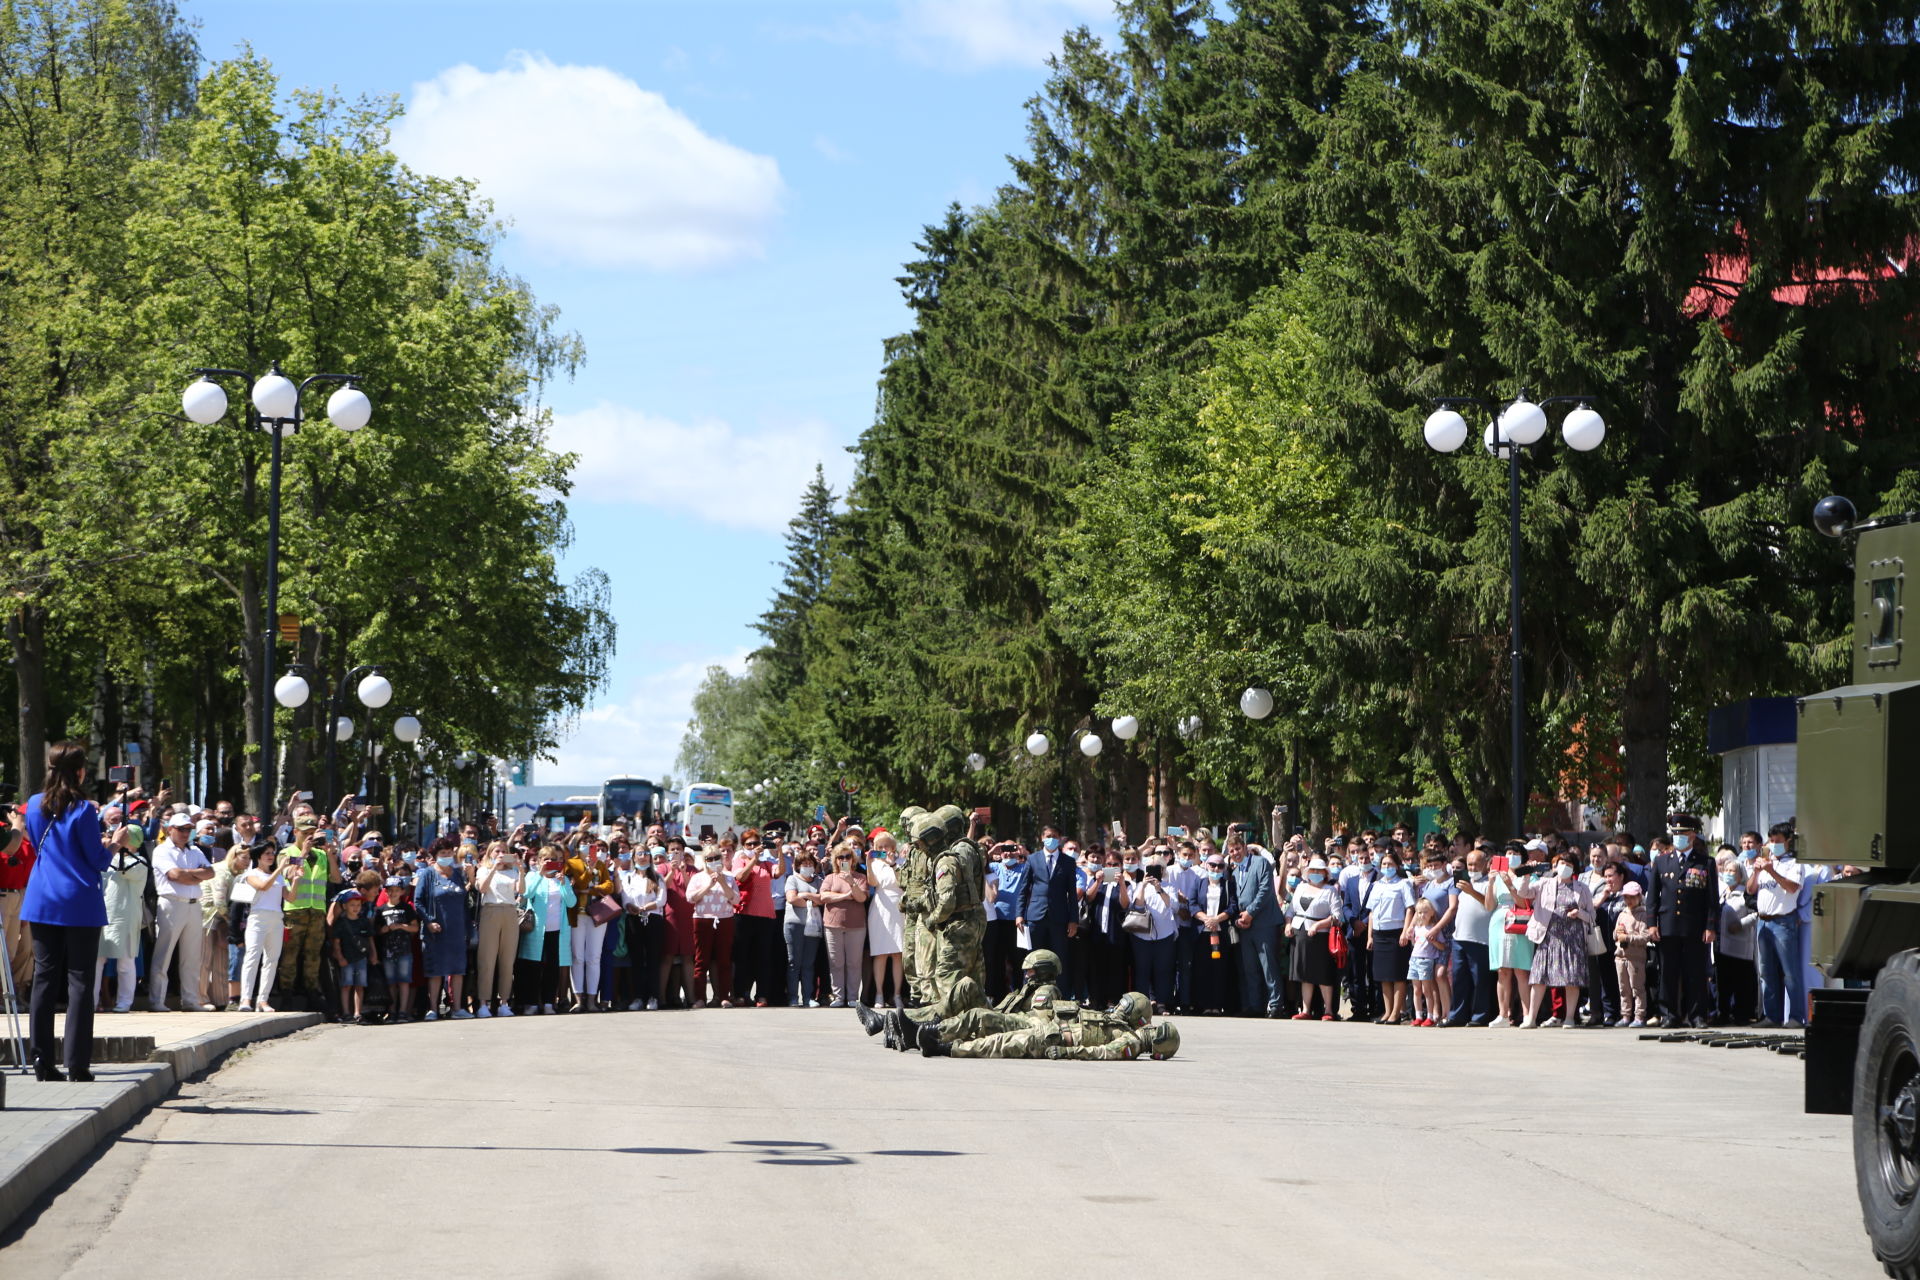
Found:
[476,1005,492,1019]
[628,1000,643,1011]
[541,1003,557,1015]
[809,999,824,1008]
[1518,1018,1537,1030]
[1542,1017,1562,1028]
[497,1005,514,1017]
[424,1010,439,1021]
[1488,1016,1511,1028]
[646,999,658,1011]
[236,1004,254,1013]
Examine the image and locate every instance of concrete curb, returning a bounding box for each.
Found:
[0,1013,319,1236]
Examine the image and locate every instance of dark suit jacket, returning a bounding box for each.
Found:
[1019,849,1080,925]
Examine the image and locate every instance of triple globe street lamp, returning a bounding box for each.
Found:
[271,664,422,805]
[1422,391,1607,837]
[182,365,372,819]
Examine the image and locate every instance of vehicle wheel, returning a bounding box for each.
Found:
[1857,951,1920,1279]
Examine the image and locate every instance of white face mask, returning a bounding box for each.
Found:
[1555,864,1574,881]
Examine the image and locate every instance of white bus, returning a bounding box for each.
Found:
[681,782,735,844]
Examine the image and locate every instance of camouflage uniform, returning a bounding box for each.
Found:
[896,806,929,1004]
[949,1022,1148,1060]
[928,980,1064,1040]
[922,806,987,999]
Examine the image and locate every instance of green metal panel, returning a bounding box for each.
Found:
[1855,521,1917,682]
[1797,680,1920,869]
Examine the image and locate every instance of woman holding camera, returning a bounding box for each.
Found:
[94,806,148,1013]
[474,839,524,1017]
[518,847,577,1014]
[238,843,294,1011]
[1119,857,1178,1013]
[1525,848,1593,1028]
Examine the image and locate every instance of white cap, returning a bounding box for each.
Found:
[165,811,193,828]
[1308,856,1328,870]
[1523,838,1548,853]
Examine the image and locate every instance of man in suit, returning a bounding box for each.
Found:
[1230,835,1284,1017]
[1648,814,1717,1027]
[1017,824,1079,972]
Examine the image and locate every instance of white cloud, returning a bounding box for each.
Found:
[896,0,1110,68]
[543,650,751,785]
[390,53,783,271]
[545,402,851,532]
[813,133,852,164]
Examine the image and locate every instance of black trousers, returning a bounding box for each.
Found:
[1086,931,1128,1006]
[1656,934,1714,1022]
[1586,948,1621,1023]
[1717,952,1757,1024]
[516,931,562,1007]
[1342,925,1377,1020]
[983,919,1017,1000]
[31,924,101,1074]
[731,915,776,1001]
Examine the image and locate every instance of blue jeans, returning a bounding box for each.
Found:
[1237,926,1281,1013]
[784,919,820,1005]
[1447,938,1492,1024]
[1130,933,1176,1007]
[1757,917,1805,1023]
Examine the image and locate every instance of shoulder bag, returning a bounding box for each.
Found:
[1121,892,1154,935]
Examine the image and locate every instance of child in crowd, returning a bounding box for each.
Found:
[377,877,420,1023]
[1408,899,1440,1026]
[1612,881,1650,1027]
[329,889,375,1024]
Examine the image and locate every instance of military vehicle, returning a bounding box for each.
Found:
[1800,494,1920,1276]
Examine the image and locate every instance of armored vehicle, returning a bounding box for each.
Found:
[1800,495,1920,1276]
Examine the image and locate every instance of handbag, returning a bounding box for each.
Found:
[587,894,623,926]
[1525,914,1548,945]
[518,887,537,934]
[1586,922,1609,956]
[1326,921,1348,968]
[1503,908,1534,936]
[1122,906,1153,935]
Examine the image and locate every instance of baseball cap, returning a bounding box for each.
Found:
[1622,882,1643,896]
[165,811,193,828]
[333,889,361,903]
[384,875,404,888]
[1523,838,1549,853]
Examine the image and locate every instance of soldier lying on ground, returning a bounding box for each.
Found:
[855,948,1065,1048]
[914,991,1155,1056]
[927,1019,1180,1061]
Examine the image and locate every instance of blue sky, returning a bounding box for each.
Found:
[192,0,1115,786]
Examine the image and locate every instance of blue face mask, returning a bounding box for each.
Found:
[1177,856,1192,868]
[1208,871,1223,883]
[1382,866,1400,881]
[1005,858,1025,868]
[1285,875,1301,889]
[402,852,417,866]
[1675,834,1693,851]
[436,854,454,868]
[193,834,214,847]
[1042,837,1061,852]
[1307,871,1326,885]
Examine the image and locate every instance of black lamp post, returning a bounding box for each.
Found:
[1422,391,1607,839]
[182,366,371,819]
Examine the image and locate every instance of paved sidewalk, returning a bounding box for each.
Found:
[0,1010,318,1233]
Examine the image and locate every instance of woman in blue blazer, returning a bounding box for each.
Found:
[20,743,117,1081]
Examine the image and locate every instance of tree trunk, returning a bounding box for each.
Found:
[88,655,111,779]
[10,603,48,795]
[1621,650,1672,839]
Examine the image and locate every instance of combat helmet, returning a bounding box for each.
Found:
[910,812,953,854]
[931,804,966,842]
[1111,991,1152,1029]
[899,805,927,834]
[1141,1021,1180,1060]
[1022,949,1062,981]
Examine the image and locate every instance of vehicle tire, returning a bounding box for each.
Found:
[1857,950,1920,1279]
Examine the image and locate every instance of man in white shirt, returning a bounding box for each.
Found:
[1747,821,1805,1027]
[150,811,216,1011]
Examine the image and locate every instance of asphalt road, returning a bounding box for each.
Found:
[0,1010,1880,1279]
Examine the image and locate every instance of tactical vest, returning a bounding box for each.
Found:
[946,838,985,912]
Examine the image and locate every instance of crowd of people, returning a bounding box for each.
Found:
[3,738,1835,1081]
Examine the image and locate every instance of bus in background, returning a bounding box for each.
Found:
[600,776,666,830]
[527,796,600,839]
[681,782,735,843]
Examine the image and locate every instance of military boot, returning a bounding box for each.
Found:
[855,1003,885,1036]
[920,1034,951,1058]
[915,1022,943,1054]
[883,1008,908,1050]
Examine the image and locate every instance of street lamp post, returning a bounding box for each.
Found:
[272,664,396,808]
[182,365,371,819]
[1423,390,1606,837]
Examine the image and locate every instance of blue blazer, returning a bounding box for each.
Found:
[1019,849,1080,925]
[1232,853,1282,932]
[21,794,113,929]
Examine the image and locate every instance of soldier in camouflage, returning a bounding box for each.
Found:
[863,949,1066,1049]
[922,805,987,1001]
[929,1006,1181,1061]
[918,991,1151,1054]
[896,805,931,1005]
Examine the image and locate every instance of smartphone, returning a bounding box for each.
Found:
[1167,825,1187,839]
[107,765,134,784]
[973,806,992,823]
[1490,855,1510,873]
[1102,867,1119,883]
[296,790,314,802]
[158,777,171,791]
[368,805,385,815]
[1110,819,1124,839]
